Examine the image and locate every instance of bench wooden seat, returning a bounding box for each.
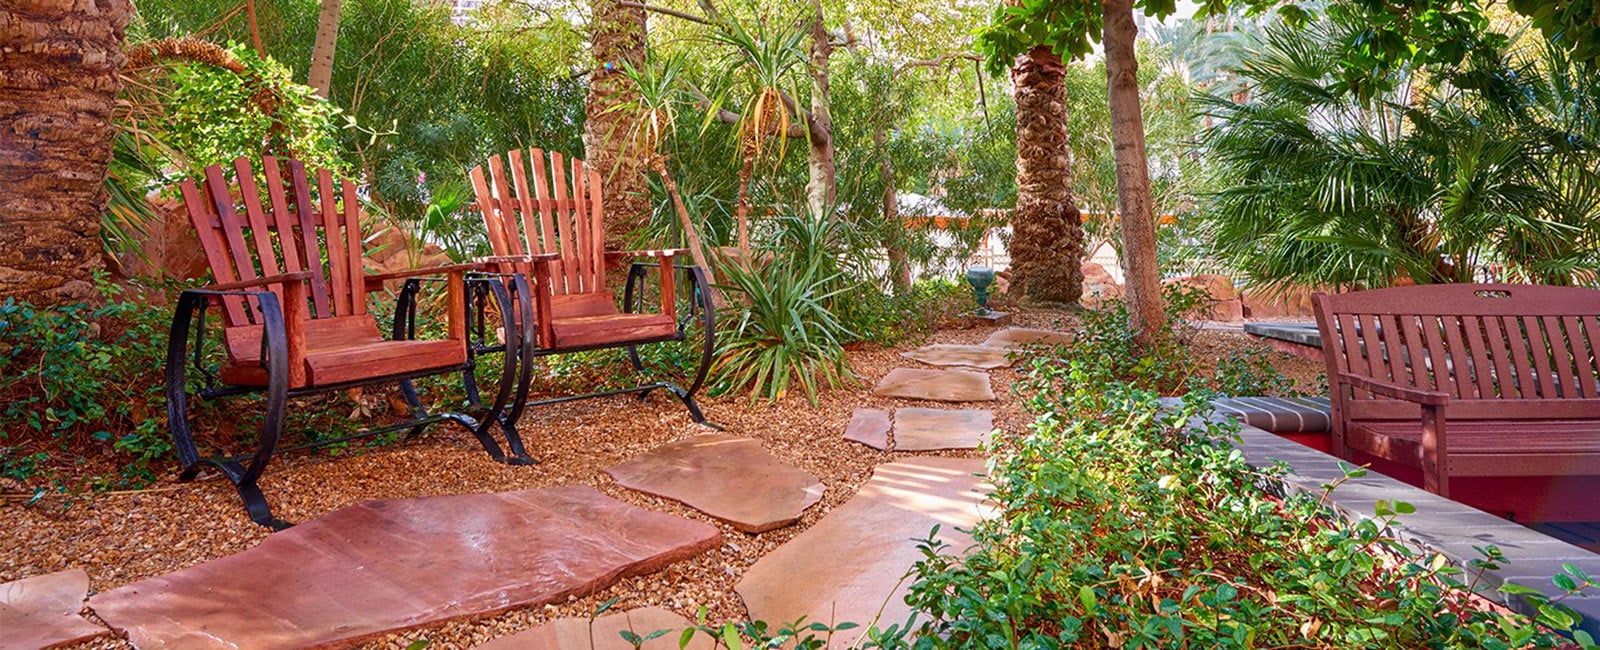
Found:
[1314,283,1600,497]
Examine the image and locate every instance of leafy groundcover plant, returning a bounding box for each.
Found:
[896,362,1597,648]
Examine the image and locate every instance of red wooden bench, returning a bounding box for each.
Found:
[468,148,716,426]
[1313,284,1600,498]
[168,156,527,528]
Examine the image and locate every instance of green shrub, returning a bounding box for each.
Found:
[0,279,176,488]
[898,364,1596,648]
[712,252,856,405]
[1211,347,1297,397]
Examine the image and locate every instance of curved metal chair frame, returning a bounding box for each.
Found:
[167,156,528,529]
[468,148,717,431]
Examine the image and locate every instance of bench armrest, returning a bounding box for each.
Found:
[1337,372,1450,406]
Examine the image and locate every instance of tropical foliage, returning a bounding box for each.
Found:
[1197,19,1600,289]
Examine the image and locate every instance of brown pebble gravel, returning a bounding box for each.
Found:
[3,309,1311,649]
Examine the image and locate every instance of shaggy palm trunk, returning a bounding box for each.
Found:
[1010,46,1084,305]
[585,0,652,247]
[0,0,132,304]
[306,0,341,97]
[805,6,836,217]
[1103,0,1165,345]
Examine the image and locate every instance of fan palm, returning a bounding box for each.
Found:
[1196,20,1600,290]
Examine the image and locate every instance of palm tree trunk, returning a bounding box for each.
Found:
[735,152,754,255]
[650,159,717,289]
[1103,0,1166,345]
[307,0,342,98]
[1010,45,1084,305]
[585,0,652,247]
[0,0,133,305]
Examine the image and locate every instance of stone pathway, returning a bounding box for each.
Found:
[606,435,826,533]
[735,457,992,647]
[901,344,1013,369]
[0,568,108,650]
[893,408,993,451]
[872,368,996,402]
[476,607,712,650]
[982,327,1073,349]
[91,488,720,649]
[842,407,992,451]
[844,408,892,450]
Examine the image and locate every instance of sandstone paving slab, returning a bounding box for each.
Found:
[893,408,994,451]
[475,607,712,650]
[0,569,108,650]
[736,457,993,647]
[900,344,1013,370]
[872,368,996,403]
[90,487,721,650]
[606,435,825,533]
[981,327,1073,350]
[843,408,891,450]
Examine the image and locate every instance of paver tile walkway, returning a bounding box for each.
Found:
[0,568,108,650]
[981,327,1073,349]
[901,344,1013,369]
[90,487,720,649]
[735,457,992,647]
[476,607,712,650]
[606,435,825,533]
[872,368,996,402]
[843,408,891,450]
[892,408,994,451]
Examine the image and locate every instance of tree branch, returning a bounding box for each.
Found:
[615,1,714,26]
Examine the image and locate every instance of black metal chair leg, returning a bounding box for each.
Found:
[236,478,293,531]
[475,275,535,464]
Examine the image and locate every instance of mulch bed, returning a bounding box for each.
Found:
[2,309,1316,649]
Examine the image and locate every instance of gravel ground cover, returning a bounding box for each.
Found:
[1,310,1315,649]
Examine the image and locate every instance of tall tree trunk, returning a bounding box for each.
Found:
[805,4,835,217]
[585,0,652,247]
[1103,0,1165,345]
[307,0,342,98]
[734,153,753,254]
[877,123,911,292]
[0,0,132,305]
[649,159,716,288]
[1009,46,1084,306]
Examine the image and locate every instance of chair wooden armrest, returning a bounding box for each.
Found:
[478,253,561,264]
[603,249,686,260]
[1336,372,1450,406]
[364,263,484,287]
[208,271,314,292]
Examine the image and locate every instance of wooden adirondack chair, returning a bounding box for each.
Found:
[167,156,529,529]
[468,148,716,424]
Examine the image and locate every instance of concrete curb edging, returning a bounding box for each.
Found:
[1224,421,1600,636]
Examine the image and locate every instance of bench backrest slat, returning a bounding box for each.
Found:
[1314,284,1600,420]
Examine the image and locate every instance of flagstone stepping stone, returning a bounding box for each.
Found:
[901,344,1014,369]
[90,487,720,650]
[872,368,996,402]
[606,435,825,533]
[893,408,994,451]
[982,327,1074,349]
[736,457,992,647]
[476,606,711,650]
[0,568,109,650]
[843,408,891,450]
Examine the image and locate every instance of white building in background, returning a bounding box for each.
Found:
[451,0,485,23]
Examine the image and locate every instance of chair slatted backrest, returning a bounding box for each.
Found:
[468,148,607,296]
[1314,284,1600,421]
[179,156,367,334]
